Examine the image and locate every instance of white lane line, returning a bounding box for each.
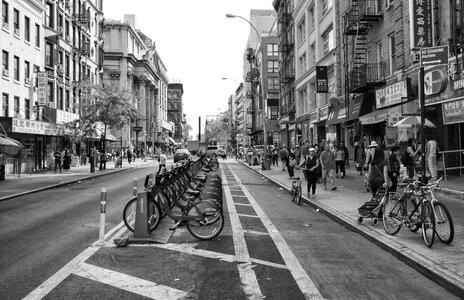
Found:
[76,262,188,299]
[229,167,325,300]
[235,203,252,207]
[231,195,248,198]
[23,247,100,300]
[221,168,263,299]
[251,258,288,270]
[237,213,259,218]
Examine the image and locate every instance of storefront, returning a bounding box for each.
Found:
[326,102,346,144]
[0,117,70,171]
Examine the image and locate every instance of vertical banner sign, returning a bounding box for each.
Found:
[409,0,433,49]
[316,66,328,93]
[37,72,47,106]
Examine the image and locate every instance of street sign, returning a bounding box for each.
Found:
[133,126,143,132]
[420,46,449,67]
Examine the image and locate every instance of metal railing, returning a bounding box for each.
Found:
[0,157,35,177]
[439,149,464,188]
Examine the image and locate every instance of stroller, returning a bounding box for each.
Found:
[357,186,388,225]
[114,156,123,168]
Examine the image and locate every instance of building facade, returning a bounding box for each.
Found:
[167,82,184,144]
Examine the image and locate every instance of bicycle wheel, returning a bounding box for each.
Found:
[210,161,219,171]
[296,186,302,205]
[382,196,402,235]
[405,195,420,233]
[433,202,454,244]
[421,201,435,248]
[186,204,224,240]
[123,197,162,232]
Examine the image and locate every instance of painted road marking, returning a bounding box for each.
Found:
[76,263,187,299]
[237,213,259,218]
[221,167,264,299]
[235,203,253,207]
[244,229,269,236]
[228,166,325,300]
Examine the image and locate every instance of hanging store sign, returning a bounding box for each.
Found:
[442,99,464,125]
[37,72,47,106]
[375,79,411,109]
[316,66,328,93]
[409,0,433,49]
[423,64,464,105]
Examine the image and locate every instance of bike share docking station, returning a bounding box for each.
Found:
[115,178,172,246]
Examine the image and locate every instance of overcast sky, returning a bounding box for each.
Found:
[103,0,274,139]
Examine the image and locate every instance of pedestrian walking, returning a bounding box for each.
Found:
[340,140,349,170]
[279,146,288,171]
[335,145,346,179]
[62,149,72,174]
[367,143,389,197]
[320,143,337,190]
[159,150,167,171]
[354,141,366,176]
[402,138,420,179]
[300,147,319,198]
[426,135,438,180]
[99,150,107,170]
[287,148,295,179]
[54,149,62,174]
[301,140,310,159]
[272,146,279,166]
[294,145,301,166]
[388,145,401,192]
[127,148,133,164]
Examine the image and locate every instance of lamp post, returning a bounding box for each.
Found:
[226,13,269,170]
[143,131,147,162]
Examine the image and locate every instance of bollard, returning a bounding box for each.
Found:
[133,179,138,196]
[96,188,107,246]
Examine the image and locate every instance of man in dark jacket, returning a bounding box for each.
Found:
[340,141,349,175]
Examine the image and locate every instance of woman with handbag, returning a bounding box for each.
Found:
[367,142,389,197]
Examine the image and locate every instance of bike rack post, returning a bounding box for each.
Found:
[128,191,161,244]
[133,178,138,196]
[95,188,107,246]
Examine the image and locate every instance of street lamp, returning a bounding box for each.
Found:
[226,13,269,169]
[222,77,239,85]
[143,131,147,162]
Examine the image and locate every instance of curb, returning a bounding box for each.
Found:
[0,165,138,202]
[238,160,464,297]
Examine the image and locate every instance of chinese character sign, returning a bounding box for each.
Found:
[409,0,433,49]
[316,66,328,93]
[37,72,47,106]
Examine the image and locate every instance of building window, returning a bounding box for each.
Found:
[266,44,278,56]
[309,82,316,111]
[24,16,30,41]
[35,23,40,47]
[267,77,279,90]
[299,53,307,75]
[309,6,315,29]
[13,8,18,34]
[13,56,19,81]
[388,34,396,74]
[297,17,306,44]
[65,90,70,110]
[13,96,19,117]
[45,2,53,28]
[47,81,54,104]
[1,93,8,116]
[2,50,8,74]
[2,1,8,26]
[65,54,69,77]
[24,60,30,84]
[267,61,279,73]
[270,106,279,120]
[58,87,63,109]
[25,98,30,119]
[322,0,333,15]
[45,43,53,67]
[322,27,334,54]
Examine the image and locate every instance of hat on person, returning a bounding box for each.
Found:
[309,147,316,152]
[368,141,379,148]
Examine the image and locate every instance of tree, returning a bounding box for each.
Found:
[204,118,228,145]
[65,81,140,151]
[183,123,192,142]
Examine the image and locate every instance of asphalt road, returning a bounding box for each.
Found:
[0,160,459,299]
[0,165,155,300]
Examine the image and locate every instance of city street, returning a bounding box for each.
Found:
[0,160,459,299]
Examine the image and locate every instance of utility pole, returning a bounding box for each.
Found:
[198,116,201,141]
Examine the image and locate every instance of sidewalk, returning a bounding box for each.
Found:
[239,160,464,296]
[0,157,156,201]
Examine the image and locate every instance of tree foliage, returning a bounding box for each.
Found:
[204,118,228,144]
[65,81,140,147]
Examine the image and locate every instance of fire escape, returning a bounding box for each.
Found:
[343,0,385,94]
[277,0,295,117]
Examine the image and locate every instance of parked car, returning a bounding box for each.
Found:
[217,149,227,159]
[173,148,192,163]
[205,145,219,158]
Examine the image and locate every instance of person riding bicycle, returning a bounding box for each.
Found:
[299,147,319,199]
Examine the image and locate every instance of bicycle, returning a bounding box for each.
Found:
[382,178,453,247]
[290,176,302,205]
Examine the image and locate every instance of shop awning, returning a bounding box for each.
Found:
[359,108,390,125]
[105,133,118,142]
[345,92,375,122]
[326,103,347,126]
